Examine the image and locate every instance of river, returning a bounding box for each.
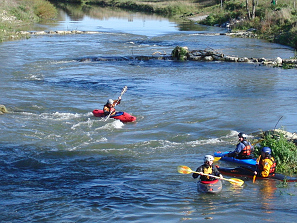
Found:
[1,5,297,223]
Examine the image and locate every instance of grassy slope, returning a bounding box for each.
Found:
[0,0,57,42]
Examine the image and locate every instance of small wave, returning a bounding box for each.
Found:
[40,112,86,120]
[95,120,124,130]
[71,118,96,130]
[49,60,76,65]
[187,138,223,146]
[25,73,44,81]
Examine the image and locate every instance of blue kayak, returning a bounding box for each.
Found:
[214,151,257,166]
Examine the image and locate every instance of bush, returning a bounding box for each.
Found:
[255,132,297,175]
[33,0,57,19]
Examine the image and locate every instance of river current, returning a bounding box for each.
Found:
[1,6,297,222]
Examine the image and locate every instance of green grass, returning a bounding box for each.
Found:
[0,0,57,42]
[254,131,297,175]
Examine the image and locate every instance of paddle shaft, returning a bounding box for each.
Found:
[191,170,237,184]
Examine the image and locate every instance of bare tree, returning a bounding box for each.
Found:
[246,0,256,20]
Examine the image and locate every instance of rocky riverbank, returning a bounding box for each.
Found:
[171,46,297,68]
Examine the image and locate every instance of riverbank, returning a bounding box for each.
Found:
[0,0,56,42]
[48,0,297,50]
[2,0,297,51]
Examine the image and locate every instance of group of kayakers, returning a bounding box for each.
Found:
[104,90,277,183]
[193,132,276,182]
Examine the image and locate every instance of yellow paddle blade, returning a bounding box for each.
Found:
[177,165,193,174]
[253,175,256,183]
[214,157,221,162]
[228,178,244,186]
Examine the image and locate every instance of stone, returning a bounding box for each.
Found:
[0,105,8,114]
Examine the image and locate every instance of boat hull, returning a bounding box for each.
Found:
[217,166,297,182]
[214,151,257,166]
[92,109,136,122]
[197,179,222,193]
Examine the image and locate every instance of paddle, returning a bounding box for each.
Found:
[104,86,128,121]
[253,174,256,183]
[177,165,244,186]
[214,156,222,162]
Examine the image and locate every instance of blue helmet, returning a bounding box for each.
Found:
[261,147,271,155]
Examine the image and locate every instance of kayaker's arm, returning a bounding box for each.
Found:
[192,167,203,179]
[225,142,244,157]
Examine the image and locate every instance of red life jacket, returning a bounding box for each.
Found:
[240,141,253,156]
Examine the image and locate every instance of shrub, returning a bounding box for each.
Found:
[255,132,297,175]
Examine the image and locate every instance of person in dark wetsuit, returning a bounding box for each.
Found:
[192,155,223,181]
[225,132,254,159]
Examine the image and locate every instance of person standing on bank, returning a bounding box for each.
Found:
[103,96,121,117]
[192,155,223,181]
[225,132,254,159]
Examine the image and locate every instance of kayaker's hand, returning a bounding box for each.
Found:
[219,174,223,179]
[254,171,257,175]
[118,96,122,100]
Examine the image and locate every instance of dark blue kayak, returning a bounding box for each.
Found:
[214,151,257,166]
[217,166,297,182]
[197,179,222,193]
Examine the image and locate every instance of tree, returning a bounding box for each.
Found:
[246,0,256,20]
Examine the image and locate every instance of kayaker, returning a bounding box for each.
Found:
[192,155,223,181]
[103,97,121,116]
[225,132,254,159]
[254,147,276,177]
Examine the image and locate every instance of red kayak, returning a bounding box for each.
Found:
[92,109,136,122]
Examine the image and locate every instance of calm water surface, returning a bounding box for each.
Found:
[1,7,297,223]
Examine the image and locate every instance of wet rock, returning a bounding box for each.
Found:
[203,56,213,61]
[238,57,250,62]
[0,105,8,114]
[224,56,238,62]
[275,57,282,65]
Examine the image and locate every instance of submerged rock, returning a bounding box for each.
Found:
[0,105,8,114]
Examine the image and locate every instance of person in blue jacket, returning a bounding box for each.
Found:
[225,132,254,159]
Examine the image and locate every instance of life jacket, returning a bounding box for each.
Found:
[103,99,119,116]
[201,165,215,181]
[258,156,276,174]
[239,141,253,156]
[103,104,115,115]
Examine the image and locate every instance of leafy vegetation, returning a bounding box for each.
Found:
[0,0,57,42]
[199,0,297,49]
[254,131,297,175]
